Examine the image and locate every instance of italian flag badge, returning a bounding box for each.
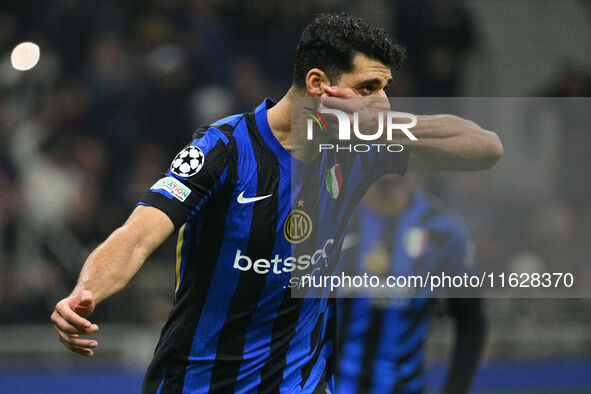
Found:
[404,227,428,258]
[325,164,343,199]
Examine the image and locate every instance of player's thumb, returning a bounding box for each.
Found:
[75,290,95,312]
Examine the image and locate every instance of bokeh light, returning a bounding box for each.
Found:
[10,42,40,71]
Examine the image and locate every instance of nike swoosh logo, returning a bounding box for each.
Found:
[237,191,272,204]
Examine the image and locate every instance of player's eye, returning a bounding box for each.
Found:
[358,86,376,95]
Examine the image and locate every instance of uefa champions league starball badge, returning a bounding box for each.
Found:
[170,145,205,177]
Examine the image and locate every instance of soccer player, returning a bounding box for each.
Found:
[337,176,487,394]
[51,13,501,393]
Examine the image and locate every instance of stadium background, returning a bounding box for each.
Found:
[0,0,590,393]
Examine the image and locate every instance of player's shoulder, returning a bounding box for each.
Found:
[191,114,245,145]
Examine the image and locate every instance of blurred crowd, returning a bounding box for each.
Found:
[1,0,590,324]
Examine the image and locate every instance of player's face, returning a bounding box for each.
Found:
[336,53,392,97]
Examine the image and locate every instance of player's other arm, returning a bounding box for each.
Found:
[443,298,488,394]
[321,86,503,171]
[51,205,174,357]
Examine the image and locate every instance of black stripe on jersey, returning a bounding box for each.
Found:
[215,122,240,135]
[399,301,431,344]
[208,113,280,393]
[192,126,209,139]
[428,231,452,250]
[312,349,333,394]
[417,199,447,227]
[395,336,424,368]
[310,311,324,355]
[143,127,239,394]
[300,311,325,386]
[312,370,330,394]
[391,363,424,394]
[357,308,386,394]
[258,290,303,393]
[337,298,354,348]
[325,298,338,389]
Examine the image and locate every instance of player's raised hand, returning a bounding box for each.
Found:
[321,85,391,139]
[51,289,99,357]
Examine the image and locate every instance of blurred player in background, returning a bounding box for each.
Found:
[337,175,487,394]
[50,13,501,393]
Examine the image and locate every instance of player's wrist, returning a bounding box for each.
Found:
[70,286,96,302]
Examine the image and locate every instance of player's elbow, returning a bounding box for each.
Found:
[487,130,504,165]
[479,130,503,170]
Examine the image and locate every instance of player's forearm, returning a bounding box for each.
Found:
[71,206,174,304]
[404,115,503,171]
[73,225,149,304]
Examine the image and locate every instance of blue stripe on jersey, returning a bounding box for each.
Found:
[370,307,402,392]
[156,377,165,394]
[336,300,372,393]
[253,100,292,169]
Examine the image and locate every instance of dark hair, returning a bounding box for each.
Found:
[292,13,406,88]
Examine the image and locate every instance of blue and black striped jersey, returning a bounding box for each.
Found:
[337,191,474,394]
[138,98,409,393]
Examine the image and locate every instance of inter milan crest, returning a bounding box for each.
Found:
[284,200,313,244]
[170,145,204,177]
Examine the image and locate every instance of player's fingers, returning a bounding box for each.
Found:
[320,96,361,113]
[52,311,85,334]
[324,85,357,98]
[72,345,94,357]
[55,327,98,349]
[52,311,99,335]
[56,302,92,329]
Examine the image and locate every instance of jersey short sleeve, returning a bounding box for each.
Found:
[139,128,231,229]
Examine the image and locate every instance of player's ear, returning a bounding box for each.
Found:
[305,68,330,97]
